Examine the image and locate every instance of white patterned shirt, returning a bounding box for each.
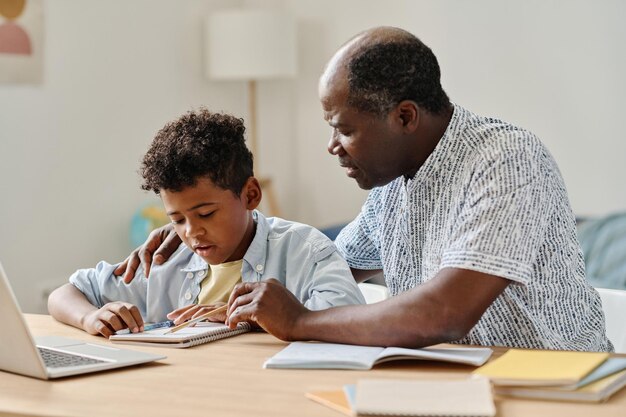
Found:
[336,104,613,351]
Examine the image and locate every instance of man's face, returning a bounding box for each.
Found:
[319,77,404,190]
[160,177,254,265]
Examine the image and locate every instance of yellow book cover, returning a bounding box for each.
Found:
[473,349,609,386]
[305,389,352,416]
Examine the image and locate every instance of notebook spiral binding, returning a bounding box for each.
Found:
[187,322,252,347]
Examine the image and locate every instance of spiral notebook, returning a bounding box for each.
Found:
[109,322,251,348]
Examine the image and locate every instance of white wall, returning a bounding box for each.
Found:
[287,0,626,225]
[1,0,625,312]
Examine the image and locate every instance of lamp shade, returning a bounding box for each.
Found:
[205,9,297,80]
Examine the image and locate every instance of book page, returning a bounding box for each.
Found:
[377,346,493,366]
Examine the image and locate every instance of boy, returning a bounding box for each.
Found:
[48,109,365,337]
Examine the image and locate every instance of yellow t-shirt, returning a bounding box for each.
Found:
[197,259,243,305]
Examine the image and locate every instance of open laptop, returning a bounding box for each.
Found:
[0,262,166,379]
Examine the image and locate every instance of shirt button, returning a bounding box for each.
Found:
[197,270,207,278]
[184,292,192,300]
[255,264,264,272]
[186,272,194,279]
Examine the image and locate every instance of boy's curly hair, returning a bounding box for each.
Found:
[140,109,253,196]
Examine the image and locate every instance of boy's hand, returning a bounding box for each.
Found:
[81,302,144,338]
[226,279,309,341]
[114,223,182,283]
[167,303,227,325]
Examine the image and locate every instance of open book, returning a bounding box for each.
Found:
[110,322,251,348]
[263,342,492,370]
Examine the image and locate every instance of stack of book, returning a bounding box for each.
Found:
[473,349,626,402]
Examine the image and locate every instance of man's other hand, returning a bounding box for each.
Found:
[113,223,182,283]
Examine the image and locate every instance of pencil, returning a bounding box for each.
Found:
[164,305,229,334]
[115,320,175,335]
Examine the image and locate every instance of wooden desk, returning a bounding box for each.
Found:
[1,314,624,417]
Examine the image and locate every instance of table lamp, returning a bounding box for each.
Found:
[205,9,297,217]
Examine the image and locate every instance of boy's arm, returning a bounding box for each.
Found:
[298,249,366,310]
[48,283,144,338]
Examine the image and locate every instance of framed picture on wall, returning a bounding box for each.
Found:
[0,0,43,84]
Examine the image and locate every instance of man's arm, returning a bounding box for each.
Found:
[113,223,182,283]
[226,267,509,347]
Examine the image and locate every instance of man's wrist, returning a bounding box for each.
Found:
[289,308,316,341]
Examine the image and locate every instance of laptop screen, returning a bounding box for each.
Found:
[0,262,49,379]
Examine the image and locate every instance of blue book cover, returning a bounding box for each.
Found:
[343,384,356,409]
[576,357,626,389]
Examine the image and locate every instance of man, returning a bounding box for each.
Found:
[118,27,612,351]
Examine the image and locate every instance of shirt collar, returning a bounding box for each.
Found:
[243,210,269,274]
[409,103,469,187]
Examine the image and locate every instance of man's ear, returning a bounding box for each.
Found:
[395,100,419,133]
[242,177,262,210]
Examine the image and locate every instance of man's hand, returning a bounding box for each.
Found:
[81,302,144,338]
[167,303,227,325]
[227,269,510,348]
[113,223,182,283]
[226,279,309,341]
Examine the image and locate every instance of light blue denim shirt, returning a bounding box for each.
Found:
[70,211,365,322]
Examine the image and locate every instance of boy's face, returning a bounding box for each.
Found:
[160,177,261,265]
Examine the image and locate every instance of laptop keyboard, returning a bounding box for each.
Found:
[38,347,107,368]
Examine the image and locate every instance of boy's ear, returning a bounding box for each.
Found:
[242,177,262,210]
